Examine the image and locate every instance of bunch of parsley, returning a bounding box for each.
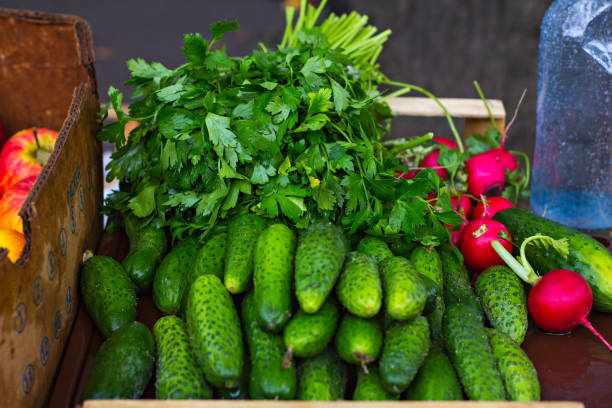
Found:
[100,9,462,244]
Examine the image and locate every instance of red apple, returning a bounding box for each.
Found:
[0,228,25,263]
[0,128,58,197]
[0,176,37,233]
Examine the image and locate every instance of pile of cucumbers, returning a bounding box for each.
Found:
[79,213,540,401]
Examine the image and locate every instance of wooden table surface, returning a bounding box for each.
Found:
[47,228,612,408]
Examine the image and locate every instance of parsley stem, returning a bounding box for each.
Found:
[388,132,433,155]
[382,79,464,153]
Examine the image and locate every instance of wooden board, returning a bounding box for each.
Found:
[83,400,583,408]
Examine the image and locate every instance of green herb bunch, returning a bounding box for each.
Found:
[100,1,462,244]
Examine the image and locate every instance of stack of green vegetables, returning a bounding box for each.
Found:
[100,0,464,247]
[80,212,540,401]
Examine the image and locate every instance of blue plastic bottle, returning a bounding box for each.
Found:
[531,0,612,230]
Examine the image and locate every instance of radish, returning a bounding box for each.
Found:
[458,219,512,272]
[485,148,518,173]
[435,195,471,245]
[420,136,459,179]
[472,196,514,219]
[421,150,448,178]
[466,153,505,197]
[491,235,612,352]
[396,170,417,180]
[432,136,458,150]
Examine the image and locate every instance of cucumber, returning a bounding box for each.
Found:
[336,252,382,318]
[283,296,339,358]
[390,239,417,257]
[123,212,142,242]
[153,240,199,315]
[153,315,212,399]
[185,274,244,388]
[335,314,383,369]
[405,346,463,401]
[378,256,426,320]
[439,244,484,318]
[353,366,399,401]
[81,255,137,338]
[421,274,442,316]
[242,293,297,400]
[297,349,347,400]
[379,316,430,394]
[216,366,250,399]
[224,214,266,294]
[443,303,506,400]
[410,246,443,291]
[356,236,393,264]
[81,321,154,400]
[123,226,168,293]
[295,222,347,313]
[192,231,227,282]
[253,224,296,332]
[487,328,540,401]
[475,265,528,344]
[426,296,445,345]
[494,208,612,312]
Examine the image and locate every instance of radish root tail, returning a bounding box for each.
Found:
[579,317,612,352]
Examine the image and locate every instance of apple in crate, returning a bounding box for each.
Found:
[0,128,58,196]
[0,176,37,233]
[0,228,25,263]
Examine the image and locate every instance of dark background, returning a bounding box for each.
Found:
[3,0,554,157]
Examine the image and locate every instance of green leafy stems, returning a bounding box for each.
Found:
[491,234,569,285]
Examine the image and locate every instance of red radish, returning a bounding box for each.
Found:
[466,153,505,197]
[472,196,514,219]
[433,136,458,150]
[421,150,448,178]
[492,235,612,352]
[485,148,518,173]
[458,219,512,272]
[396,170,417,180]
[420,137,459,179]
[451,195,472,218]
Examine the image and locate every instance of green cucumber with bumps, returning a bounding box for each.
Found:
[224,214,266,294]
[153,240,199,315]
[254,224,296,332]
[379,316,430,394]
[192,231,227,282]
[335,314,383,369]
[283,297,339,358]
[356,236,393,264]
[379,256,426,320]
[487,328,540,401]
[185,274,244,388]
[216,366,249,399]
[336,252,382,318]
[123,226,168,293]
[297,349,347,400]
[81,321,154,400]
[410,246,444,291]
[475,265,528,344]
[353,366,399,401]
[153,315,212,399]
[295,222,347,313]
[81,255,137,338]
[426,296,445,345]
[405,346,463,400]
[242,293,296,399]
[494,208,612,312]
[443,303,506,400]
[439,245,484,318]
